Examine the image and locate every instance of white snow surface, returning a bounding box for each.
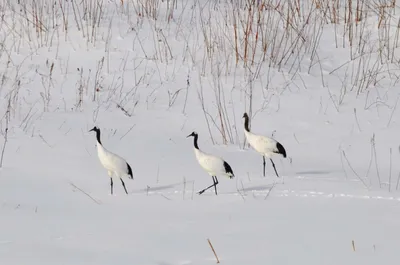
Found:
[1,0,400,264]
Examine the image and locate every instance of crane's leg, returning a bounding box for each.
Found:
[110,178,114,195]
[213,176,219,195]
[270,158,280,178]
[263,156,266,177]
[108,171,114,195]
[198,176,218,195]
[120,178,128,194]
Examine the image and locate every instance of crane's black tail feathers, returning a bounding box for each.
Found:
[223,161,235,179]
[127,163,133,179]
[275,142,287,158]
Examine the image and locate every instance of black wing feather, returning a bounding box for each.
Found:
[275,142,287,158]
[223,161,234,179]
[126,162,133,179]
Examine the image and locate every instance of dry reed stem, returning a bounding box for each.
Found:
[207,238,220,263]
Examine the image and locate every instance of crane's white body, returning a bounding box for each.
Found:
[242,113,286,178]
[95,141,131,178]
[187,131,234,195]
[244,129,280,158]
[89,126,133,195]
[194,148,233,178]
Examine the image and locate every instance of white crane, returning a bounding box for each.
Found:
[89,126,133,195]
[187,131,234,195]
[242,113,286,178]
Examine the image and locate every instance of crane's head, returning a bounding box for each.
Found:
[186,131,198,138]
[89,126,100,133]
[242,113,249,119]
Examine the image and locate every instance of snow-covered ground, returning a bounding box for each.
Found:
[1,0,400,264]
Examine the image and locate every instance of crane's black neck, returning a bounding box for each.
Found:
[95,129,102,145]
[192,134,199,149]
[244,116,250,132]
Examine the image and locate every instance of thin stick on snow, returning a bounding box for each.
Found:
[342,151,369,189]
[182,73,190,114]
[264,181,276,200]
[240,180,246,195]
[0,128,8,168]
[386,95,399,128]
[0,97,11,168]
[352,240,356,252]
[116,103,132,117]
[160,194,171,200]
[69,182,102,205]
[371,134,382,188]
[353,108,361,132]
[119,124,136,140]
[235,180,246,202]
[339,150,349,180]
[39,134,53,148]
[364,139,374,186]
[207,238,220,263]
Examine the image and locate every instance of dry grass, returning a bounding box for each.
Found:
[0,0,400,146]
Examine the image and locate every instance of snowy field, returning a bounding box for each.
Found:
[1,0,400,264]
